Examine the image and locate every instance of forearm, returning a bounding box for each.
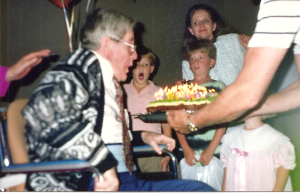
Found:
[176,131,190,150]
[190,47,287,128]
[190,82,259,128]
[273,166,290,191]
[247,80,300,117]
[246,53,300,117]
[222,167,227,191]
[206,126,227,153]
[162,123,172,137]
[296,53,300,76]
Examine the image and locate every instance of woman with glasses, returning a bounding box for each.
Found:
[181,3,250,87]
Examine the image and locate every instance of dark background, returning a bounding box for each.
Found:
[0,0,299,190]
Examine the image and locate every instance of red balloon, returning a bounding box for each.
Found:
[48,0,74,9]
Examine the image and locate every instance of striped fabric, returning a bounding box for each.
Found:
[248,0,300,51]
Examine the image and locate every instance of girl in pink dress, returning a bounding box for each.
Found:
[220,115,296,191]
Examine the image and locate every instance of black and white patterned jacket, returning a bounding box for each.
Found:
[22,48,118,191]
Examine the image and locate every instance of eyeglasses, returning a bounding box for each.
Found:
[191,19,211,27]
[110,37,137,54]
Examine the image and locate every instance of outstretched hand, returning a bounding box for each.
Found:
[141,131,175,155]
[5,49,51,81]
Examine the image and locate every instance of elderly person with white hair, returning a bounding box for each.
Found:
[22,8,214,192]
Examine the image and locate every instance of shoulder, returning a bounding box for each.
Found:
[202,80,226,91]
[216,33,239,44]
[123,83,130,91]
[149,81,163,91]
[124,80,137,94]
[182,60,189,67]
[263,124,289,139]
[222,126,242,143]
[36,49,102,96]
[54,48,99,73]
[211,80,226,89]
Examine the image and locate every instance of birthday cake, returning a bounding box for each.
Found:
[146,83,219,112]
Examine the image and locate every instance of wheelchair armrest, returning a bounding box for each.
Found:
[132,145,178,179]
[1,159,103,181]
[133,144,167,155]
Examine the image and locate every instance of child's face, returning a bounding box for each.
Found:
[132,57,154,86]
[189,51,215,77]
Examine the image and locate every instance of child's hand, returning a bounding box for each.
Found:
[183,146,198,166]
[159,156,170,172]
[199,148,214,166]
[175,79,187,85]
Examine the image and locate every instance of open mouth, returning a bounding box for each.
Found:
[139,72,144,80]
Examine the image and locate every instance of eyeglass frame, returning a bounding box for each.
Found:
[190,19,211,27]
[109,37,137,54]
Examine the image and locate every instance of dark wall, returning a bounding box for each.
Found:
[0,0,259,102]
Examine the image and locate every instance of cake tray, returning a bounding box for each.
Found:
[134,110,195,123]
[134,111,167,122]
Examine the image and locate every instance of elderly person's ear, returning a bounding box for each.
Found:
[99,36,113,54]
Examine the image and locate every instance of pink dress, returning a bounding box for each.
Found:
[220,124,296,191]
[0,66,11,97]
[123,80,162,134]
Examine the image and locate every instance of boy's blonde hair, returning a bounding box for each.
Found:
[184,39,216,61]
[136,46,156,66]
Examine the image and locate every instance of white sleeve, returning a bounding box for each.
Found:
[248,0,300,49]
[182,60,194,81]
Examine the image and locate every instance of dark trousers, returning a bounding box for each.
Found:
[88,172,214,191]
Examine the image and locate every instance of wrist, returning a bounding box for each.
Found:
[186,115,198,132]
[190,114,197,126]
[141,131,152,144]
[204,147,215,154]
[141,131,147,143]
[4,67,12,82]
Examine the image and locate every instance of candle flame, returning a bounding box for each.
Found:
[154,83,214,101]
